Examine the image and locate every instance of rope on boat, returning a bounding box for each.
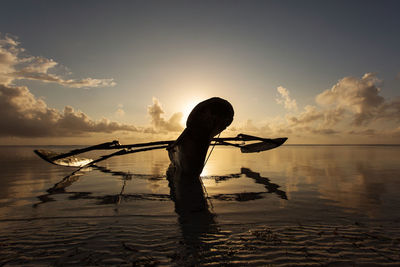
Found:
[204,133,220,166]
[201,133,220,211]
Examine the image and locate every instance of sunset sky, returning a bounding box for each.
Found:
[1,1,399,145]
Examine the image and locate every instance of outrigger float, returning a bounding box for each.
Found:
[35,97,287,212]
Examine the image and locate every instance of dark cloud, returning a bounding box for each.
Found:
[0,83,185,137]
[0,34,136,138]
[0,84,137,137]
[0,34,185,138]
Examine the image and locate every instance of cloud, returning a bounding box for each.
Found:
[235,73,400,143]
[287,105,323,125]
[0,35,21,85]
[316,73,385,126]
[15,72,116,88]
[147,98,183,132]
[377,97,400,122]
[285,73,400,130]
[323,107,346,126]
[310,128,339,135]
[0,81,183,137]
[0,33,115,88]
[0,81,182,137]
[276,86,297,111]
[347,129,377,136]
[0,84,137,137]
[0,33,139,138]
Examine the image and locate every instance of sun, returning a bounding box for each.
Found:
[180,99,202,125]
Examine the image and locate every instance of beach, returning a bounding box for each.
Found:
[1,145,400,266]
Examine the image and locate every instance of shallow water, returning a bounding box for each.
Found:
[1,145,400,265]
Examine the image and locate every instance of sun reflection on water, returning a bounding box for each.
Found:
[1,145,399,222]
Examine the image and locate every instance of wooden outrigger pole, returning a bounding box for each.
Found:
[34,97,287,213]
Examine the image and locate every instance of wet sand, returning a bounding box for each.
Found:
[1,217,400,266]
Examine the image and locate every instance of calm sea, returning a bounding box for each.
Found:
[1,145,400,265]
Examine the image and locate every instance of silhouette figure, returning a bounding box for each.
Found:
[166,97,234,213]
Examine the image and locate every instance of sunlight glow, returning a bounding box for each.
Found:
[180,99,202,125]
[181,101,198,125]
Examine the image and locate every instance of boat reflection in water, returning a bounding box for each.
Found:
[163,97,234,261]
[162,97,286,262]
[35,162,286,264]
[34,97,287,212]
[33,97,287,263]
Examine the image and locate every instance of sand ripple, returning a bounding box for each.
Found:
[1,218,399,266]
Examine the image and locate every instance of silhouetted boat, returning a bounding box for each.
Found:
[166,97,234,212]
[33,97,287,213]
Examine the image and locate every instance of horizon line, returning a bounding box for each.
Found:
[0,144,400,147]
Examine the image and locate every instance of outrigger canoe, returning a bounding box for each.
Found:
[34,97,287,212]
[166,97,234,212]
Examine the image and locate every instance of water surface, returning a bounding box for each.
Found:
[1,145,399,265]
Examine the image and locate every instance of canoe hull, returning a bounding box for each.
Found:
[166,97,234,213]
